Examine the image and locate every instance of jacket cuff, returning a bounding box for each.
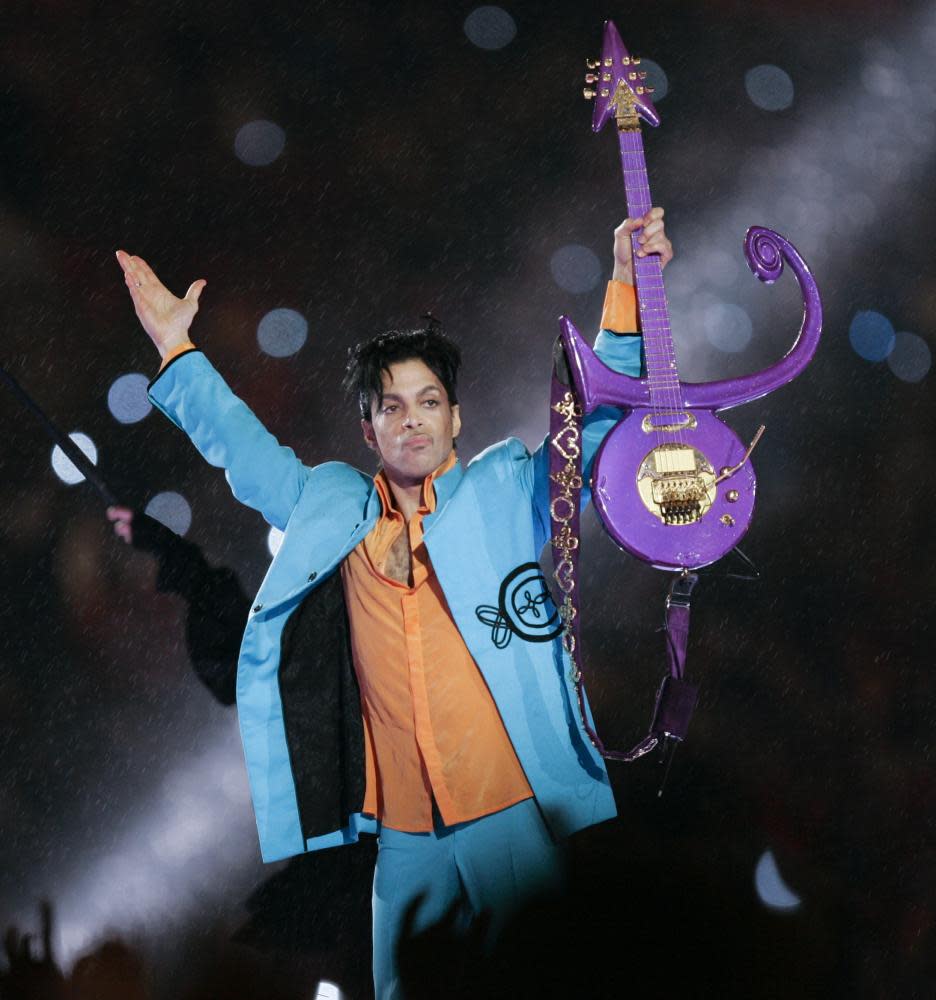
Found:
[148,346,200,391]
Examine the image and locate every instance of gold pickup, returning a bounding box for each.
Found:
[637,444,716,525]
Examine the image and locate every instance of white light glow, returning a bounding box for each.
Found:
[267,525,285,557]
[314,982,344,1000]
[144,492,192,537]
[51,433,98,486]
[669,6,936,384]
[52,721,261,966]
[107,373,152,424]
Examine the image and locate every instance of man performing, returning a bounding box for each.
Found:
[115,208,672,999]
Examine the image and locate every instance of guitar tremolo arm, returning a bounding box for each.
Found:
[714,425,766,484]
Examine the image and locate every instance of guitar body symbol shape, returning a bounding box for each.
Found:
[564,21,822,571]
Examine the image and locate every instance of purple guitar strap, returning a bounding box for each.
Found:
[549,342,699,768]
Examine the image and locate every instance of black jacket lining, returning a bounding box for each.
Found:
[277,571,367,842]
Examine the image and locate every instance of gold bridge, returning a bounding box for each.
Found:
[641,411,698,434]
[637,444,716,525]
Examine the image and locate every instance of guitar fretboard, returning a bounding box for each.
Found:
[619,129,681,410]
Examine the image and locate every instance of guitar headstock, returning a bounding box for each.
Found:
[583,20,659,132]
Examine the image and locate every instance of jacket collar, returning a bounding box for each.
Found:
[363,451,463,524]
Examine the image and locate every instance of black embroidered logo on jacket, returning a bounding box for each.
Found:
[475,562,563,649]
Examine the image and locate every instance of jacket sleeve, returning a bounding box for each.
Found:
[524,281,643,549]
[147,350,308,530]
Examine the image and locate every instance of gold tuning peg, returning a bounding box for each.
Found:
[638,71,648,79]
[583,87,596,100]
[586,58,600,69]
[645,85,655,94]
[632,56,642,65]
[585,73,599,83]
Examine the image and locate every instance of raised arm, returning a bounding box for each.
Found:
[115,251,307,528]
[583,207,672,474]
[524,208,673,544]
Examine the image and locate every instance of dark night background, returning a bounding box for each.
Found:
[1,1,933,997]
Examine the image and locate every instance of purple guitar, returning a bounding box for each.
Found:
[561,21,822,571]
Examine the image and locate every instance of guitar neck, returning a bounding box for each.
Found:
[618,129,680,403]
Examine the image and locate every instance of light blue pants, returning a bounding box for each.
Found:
[371,797,566,1000]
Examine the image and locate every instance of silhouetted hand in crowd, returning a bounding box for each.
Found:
[0,901,68,1000]
[70,939,148,1000]
[106,505,135,544]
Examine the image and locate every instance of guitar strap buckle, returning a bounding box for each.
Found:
[666,569,699,609]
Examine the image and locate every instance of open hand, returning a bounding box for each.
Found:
[115,251,206,358]
[613,207,673,284]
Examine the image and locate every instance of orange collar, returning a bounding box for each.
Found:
[375,450,457,518]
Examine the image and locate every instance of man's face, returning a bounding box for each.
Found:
[362,358,461,487]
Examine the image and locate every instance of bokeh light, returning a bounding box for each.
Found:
[705,249,740,289]
[849,310,895,362]
[463,6,517,50]
[234,120,286,167]
[314,983,344,1000]
[640,58,669,102]
[745,65,795,111]
[887,331,931,382]
[703,301,752,353]
[144,491,192,536]
[754,850,802,912]
[257,308,308,358]
[107,372,152,424]
[550,244,602,294]
[267,525,285,557]
[51,433,98,486]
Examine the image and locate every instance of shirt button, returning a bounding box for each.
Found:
[253,604,263,613]
[308,571,318,582]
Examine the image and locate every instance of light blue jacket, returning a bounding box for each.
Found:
[148,331,641,862]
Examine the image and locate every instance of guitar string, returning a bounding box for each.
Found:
[621,134,660,461]
[624,130,683,465]
[628,132,667,452]
[635,130,686,460]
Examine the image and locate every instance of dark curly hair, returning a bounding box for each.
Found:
[343,316,462,422]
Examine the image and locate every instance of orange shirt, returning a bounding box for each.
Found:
[340,451,534,832]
